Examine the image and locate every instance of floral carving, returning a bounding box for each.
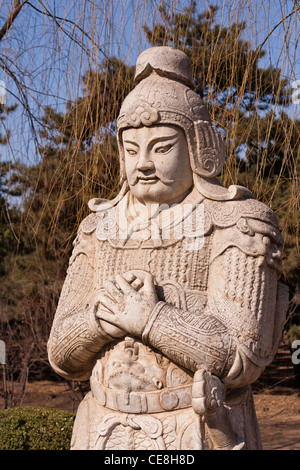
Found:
[123,102,159,128]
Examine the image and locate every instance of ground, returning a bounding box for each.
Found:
[1,341,300,450]
[252,343,300,450]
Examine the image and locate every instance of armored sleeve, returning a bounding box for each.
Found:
[142,214,288,390]
[47,216,117,381]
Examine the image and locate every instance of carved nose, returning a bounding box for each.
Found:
[137,152,155,171]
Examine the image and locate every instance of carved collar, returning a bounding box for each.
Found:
[94,187,206,249]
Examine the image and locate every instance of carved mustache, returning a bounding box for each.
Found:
[129,173,174,186]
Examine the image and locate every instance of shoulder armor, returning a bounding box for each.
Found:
[81,194,126,238]
[207,197,283,272]
[78,197,113,236]
[70,209,108,262]
[204,196,279,230]
[78,213,103,235]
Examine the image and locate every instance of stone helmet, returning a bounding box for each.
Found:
[117,46,226,185]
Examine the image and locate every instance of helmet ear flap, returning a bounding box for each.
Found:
[191,120,226,178]
[117,132,126,185]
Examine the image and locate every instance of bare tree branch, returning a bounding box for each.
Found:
[27,0,110,61]
[0,1,29,43]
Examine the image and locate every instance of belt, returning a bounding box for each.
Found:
[90,376,192,414]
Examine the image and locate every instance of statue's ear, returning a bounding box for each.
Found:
[117,130,126,186]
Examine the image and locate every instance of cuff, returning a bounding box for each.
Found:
[142,301,167,344]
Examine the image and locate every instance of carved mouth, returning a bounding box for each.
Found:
[138,176,159,184]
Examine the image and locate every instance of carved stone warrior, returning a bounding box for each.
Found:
[48,47,289,450]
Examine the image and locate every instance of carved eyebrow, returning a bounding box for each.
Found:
[150,134,178,146]
[123,134,178,147]
[123,140,139,147]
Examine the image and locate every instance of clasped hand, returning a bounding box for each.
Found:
[95,270,158,338]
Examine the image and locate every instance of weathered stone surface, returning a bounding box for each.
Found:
[48,46,289,450]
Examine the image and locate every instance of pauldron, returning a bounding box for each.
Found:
[203,196,283,272]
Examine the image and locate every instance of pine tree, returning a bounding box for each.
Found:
[0,103,24,321]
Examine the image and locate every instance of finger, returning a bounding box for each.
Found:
[103,279,124,301]
[131,278,144,290]
[125,269,148,281]
[142,272,156,294]
[123,272,136,283]
[98,309,119,326]
[123,272,144,290]
[115,274,135,295]
[97,292,118,314]
[123,271,142,290]
[122,270,157,295]
[127,270,155,282]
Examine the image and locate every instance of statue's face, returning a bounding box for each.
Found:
[122,125,193,206]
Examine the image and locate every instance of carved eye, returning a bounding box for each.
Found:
[155,144,172,154]
[126,148,137,156]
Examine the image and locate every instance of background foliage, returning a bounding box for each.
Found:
[0,0,299,404]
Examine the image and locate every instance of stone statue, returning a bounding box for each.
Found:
[47,46,289,450]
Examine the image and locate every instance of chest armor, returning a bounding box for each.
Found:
[91,233,212,399]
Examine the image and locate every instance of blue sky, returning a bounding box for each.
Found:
[0,0,299,167]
